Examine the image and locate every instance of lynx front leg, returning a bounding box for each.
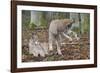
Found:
[62,32,72,41]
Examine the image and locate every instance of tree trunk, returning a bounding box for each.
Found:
[30,11,41,26]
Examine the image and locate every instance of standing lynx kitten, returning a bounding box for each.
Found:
[49,19,79,55]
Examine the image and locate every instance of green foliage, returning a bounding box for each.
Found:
[22,10,90,35]
[83,15,90,34]
[51,12,69,20]
[22,48,29,55]
[72,27,80,34]
[81,14,90,34]
[22,10,31,30]
[40,18,47,28]
[39,12,47,27]
[29,22,37,30]
[22,20,30,32]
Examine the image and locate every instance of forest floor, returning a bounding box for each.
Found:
[22,29,90,62]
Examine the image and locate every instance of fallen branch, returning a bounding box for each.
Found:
[61,42,90,45]
[80,37,89,39]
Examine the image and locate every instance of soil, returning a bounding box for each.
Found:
[22,29,90,62]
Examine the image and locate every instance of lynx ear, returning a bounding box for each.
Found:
[63,19,70,25]
[62,19,75,26]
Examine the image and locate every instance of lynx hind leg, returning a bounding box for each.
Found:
[56,40,62,55]
[49,41,53,51]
